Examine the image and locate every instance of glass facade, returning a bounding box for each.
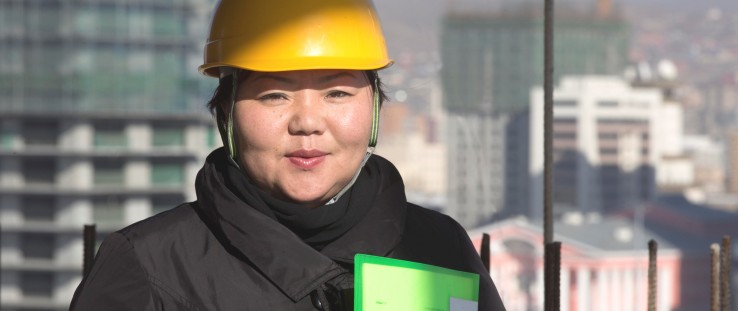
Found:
[153,125,185,147]
[441,14,629,114]
[0,0,214,115]
[151,161,184,186]
[93,159,125,186]
[20,272,54,298]
[93,196,125,226]
[1,127,14,149]
[22,120,58,147]
[0,1,215,310]
[22,196,56,223]
[21,233,55,259]
[93,123,126,149]
[22,158,56,186]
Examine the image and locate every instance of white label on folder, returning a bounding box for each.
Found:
[450,297,478,311]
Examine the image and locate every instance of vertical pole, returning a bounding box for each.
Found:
[481,233,491,272]
[545,242,561,311]
[648,239,658,311]
[544,242,560,311]
[83,224,96,277]
[543,0,555,309]
[712,243,721,311]
[543,0,555,250]
[721,236,731,311]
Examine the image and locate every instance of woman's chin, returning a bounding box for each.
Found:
[280,189,333,208]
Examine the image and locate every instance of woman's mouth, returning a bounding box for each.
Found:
[286,150,327,170]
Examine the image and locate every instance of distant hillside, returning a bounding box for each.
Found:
[619,0,737,11]
[374,0,737,57]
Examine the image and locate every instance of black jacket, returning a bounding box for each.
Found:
[70,150,506,310]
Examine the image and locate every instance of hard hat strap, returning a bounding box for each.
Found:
[369,77,380,148]
[327,76,380,205]
[226,70,240,168]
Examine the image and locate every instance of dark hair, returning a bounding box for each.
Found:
[207,70,389,146]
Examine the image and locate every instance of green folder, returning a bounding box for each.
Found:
[354,254,479,311]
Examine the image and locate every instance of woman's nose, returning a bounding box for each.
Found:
[287,92,326,136]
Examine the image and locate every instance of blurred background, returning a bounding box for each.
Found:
[1,0,737,310]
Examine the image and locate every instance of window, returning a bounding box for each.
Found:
[128,9,152,37]
[598,100,619,107]
[97,8,118,35]
[94,160,124,186]
[207,126,218,148]
[21,233,54,259]
[23,119,58,147]
[600,147,617,155]
[20,272,53,298]
[152,125,184,147]
[153,12,179,36]
[31,6,60,35]
[94,123,126,149]
[553,132,576,140]
[128,51,153,74]
[554,100,577,107]
[1,127,13,149]
[75,7,97,36]
[93,196,125,226]
[23,158,56,186]
[22,196,55,223]
[151,162,184,186]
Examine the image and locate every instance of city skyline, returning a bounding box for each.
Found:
[1,0,736,310]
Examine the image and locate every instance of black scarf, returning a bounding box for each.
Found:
[222,153,377,250]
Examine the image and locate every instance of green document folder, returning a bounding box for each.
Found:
[354,254,479,311]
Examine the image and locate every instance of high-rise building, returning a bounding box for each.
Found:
[529,76,674,217]
[0,1,216,310]
[441,8,629,115]
[440,6,630,227]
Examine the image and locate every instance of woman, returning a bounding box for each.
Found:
[70,0,506,310]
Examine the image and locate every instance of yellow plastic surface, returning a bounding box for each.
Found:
[199,0,392,76]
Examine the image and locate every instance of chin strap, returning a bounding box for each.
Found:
[226,70,241,168]
[325,76,381,205]
[369,76,380,148]
[325,147,374,205]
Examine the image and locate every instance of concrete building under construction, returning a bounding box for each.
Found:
[440,1,630,227]
[0,1,216,310]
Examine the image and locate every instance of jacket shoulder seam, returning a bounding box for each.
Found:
[118,231,204,311]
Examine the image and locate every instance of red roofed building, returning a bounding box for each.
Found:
[468,216,682,311]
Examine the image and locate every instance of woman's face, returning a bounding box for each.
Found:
[234,69,373,208]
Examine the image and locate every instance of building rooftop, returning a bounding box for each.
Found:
[555,213,678,251]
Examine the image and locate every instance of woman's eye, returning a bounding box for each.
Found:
[258,93,287,101]
[327,91,351,98]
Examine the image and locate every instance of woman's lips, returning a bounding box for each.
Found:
[286,150,327,170]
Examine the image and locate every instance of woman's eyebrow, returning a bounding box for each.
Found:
[316,72,360,85]
[251,74,296,85]
[250,71,360,86]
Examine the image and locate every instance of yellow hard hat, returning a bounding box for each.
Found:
[199,0,393,77]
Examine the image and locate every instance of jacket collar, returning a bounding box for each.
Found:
[194,148,406,301]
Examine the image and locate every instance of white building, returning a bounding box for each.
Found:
[0,114,216,310]
[529,76,681,216]
[445,113,511,228]
[0,1,215,309]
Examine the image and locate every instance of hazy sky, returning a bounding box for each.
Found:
[373,0,737,57]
